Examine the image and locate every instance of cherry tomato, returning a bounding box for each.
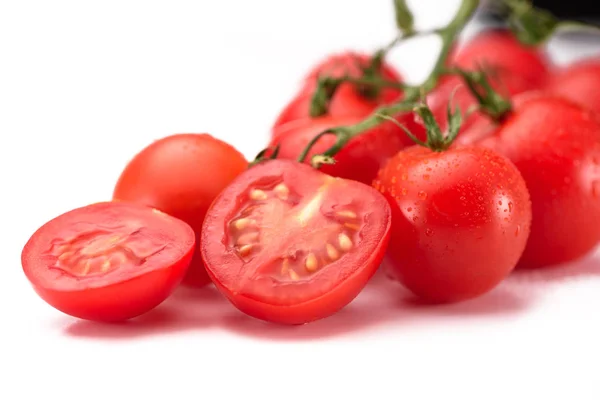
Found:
[113,134,248,287]
[462,96,600,268]
[21,202,195,322]
[546,58,600,115]
[269,115,423,184]
[373,145,532,303]
[427,29,551,134]
[200,159,391,324]
[272,51,404,130]
[452,29,551,94]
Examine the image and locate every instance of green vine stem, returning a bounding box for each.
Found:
[298,0,481,167]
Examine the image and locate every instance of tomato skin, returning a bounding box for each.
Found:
[373,146,531,303]
[546,58,600,115]
[272,51,404,131]
[200,159,391,324]
[21,202,195,322]
[452,29,551,94]
[269,115,423,184]
[113,133,248,287]
[463,96,600,268]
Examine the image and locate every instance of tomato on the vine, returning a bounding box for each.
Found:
[21,202,195,322]
[113,133,248,287]
[269,114,423,184]
[374,145,532,303]
[200,159,391,324]
[546,58,600,115]
[461,96,600,268]
[272,51,404,131]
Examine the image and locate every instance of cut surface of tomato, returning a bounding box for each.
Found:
[21,202,195,322]
[201,160,391,324]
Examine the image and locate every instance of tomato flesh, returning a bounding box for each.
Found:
[201,160,391,324]
[21,202,195,322]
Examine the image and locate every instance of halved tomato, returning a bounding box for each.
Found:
[200,160,391,325]
[21,202,195,322]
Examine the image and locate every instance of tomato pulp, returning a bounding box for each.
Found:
[113,133,248,287]
[21,202,195,322]
[200,160,391,324]
[374,146,532,302]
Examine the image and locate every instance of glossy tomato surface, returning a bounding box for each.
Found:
[546,58,600,115]
[200,159,391,324]
[21,202,195,322]
[273,51,404,130]
[113,133,248,287]
[374,145,531,303]
[269,115,422,184]
[469,96,600,268]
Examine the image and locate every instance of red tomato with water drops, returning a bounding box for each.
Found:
[373,146,532,303]
[200,159,391,325]
[546,58,600,116]
[272,51,404,131]
[113,134,248,287]
[21,202,195,322]
[461,96,600,268]
[269,114,422,184]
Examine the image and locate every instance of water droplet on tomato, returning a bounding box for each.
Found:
[425,228,433,237]
[391,176,397,183]
[407,207,413,212]
[423,174,430,180]
[418,191,428,200]
[508,202,513,212]
[515,225,521,237]
[401,187,408,196]
[401,173,408,181]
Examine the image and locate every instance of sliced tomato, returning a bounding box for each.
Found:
[21,202,195,322]
[200,160,391,324]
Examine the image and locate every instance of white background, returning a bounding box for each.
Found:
[2,1,600,399]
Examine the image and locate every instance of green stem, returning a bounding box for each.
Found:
[298,0,480,167]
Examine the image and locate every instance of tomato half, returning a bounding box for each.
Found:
[21,202,195,322]
[113,133,248,287]
[373,145,532,303]
[200,159,391,324]
[269,115,422,184]
[546,58,600,116]
[272,51,404,131]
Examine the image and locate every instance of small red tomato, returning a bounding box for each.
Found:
[21,202,195,322]
[200,159,391,325]
[546,58,600,115]
[427,29,551,134]
[113,134,248,287]
[269,115,422,184]
[462,96,600,268]
[272,51,404,130]
[373,146,532,303]
[452,29,551,94]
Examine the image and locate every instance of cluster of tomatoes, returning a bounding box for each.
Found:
[21,28,600,326]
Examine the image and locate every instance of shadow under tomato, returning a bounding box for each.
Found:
[63,285,235,340]
[509,251,600,284]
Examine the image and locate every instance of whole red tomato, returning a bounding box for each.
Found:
[546,58,600,115]
[272,51,404,131]
[269,113,423,184]
[201,159,391,324]
[427,29,551,134]
[113,134,248,286]
[374,145,532,303]
[461,95,600,268]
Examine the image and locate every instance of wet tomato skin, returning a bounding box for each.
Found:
[374,146,531,303]
[269,115,420,184]
[201,159,391,324]
[113,133,247,287]
[21,202,195,322]
[463,96,600,268]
